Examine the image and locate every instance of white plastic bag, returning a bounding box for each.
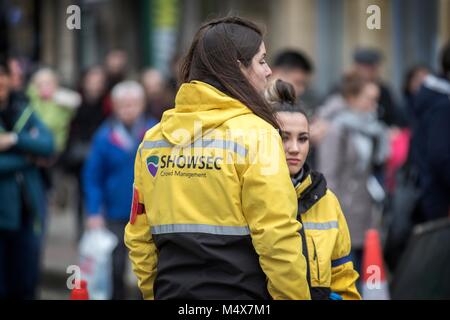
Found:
[79,228,118,300]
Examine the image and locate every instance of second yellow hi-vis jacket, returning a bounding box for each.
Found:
[294,164,361,300]
[124,80,311,300]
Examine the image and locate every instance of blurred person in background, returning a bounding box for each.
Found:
[0,58,54,299]
[27,68,81,155]
[382,65,430,272]
[141,68,172,120]
[63,66,108,239]
[27,68,81,210]
[102,49,129,116]
[82,80,158,299]
[316,48,401,186]
[271,50,314,99]
[352,48,405,127]
[316,48,404,147]
[402,65,430,127]
[7,56,26,92]
[270,49,326,167]
[384,65,429,194]
[409,41,450,222]
[267,79,361,300]
[317,72,389,277]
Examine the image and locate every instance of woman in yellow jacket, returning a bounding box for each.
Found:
[124,17,310,300]
[266,79,361,300]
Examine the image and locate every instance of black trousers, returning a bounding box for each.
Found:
[106,220,128,300]
[0,222,41,299]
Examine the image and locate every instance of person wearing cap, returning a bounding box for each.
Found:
[0,58,55,299]
[352,48,404,127]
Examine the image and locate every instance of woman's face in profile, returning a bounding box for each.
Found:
[241,42,272,94]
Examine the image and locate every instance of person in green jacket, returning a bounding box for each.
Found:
[27,67,80,154]
[0,59,55,299]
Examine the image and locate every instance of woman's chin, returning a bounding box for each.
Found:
[289,167,300,176]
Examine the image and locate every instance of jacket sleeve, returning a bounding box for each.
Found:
[0,153,29,174]
[14,112,54,157]
[82,131,106,216]
[240,129,311,300]
[330,193,361,300]
[124,144,158,299]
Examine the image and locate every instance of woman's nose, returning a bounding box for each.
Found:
[266,65,272,78]
[289,141,300,152]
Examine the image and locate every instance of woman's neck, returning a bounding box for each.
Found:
[291,167,305,186]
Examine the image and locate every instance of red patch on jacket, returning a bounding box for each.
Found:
[130,187,145,224]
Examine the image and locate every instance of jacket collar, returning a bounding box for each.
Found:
[293,163,312,192]
[291,167,305,187]
[160,80,252,146]
[294,163,328,215]
[293,168,311,196]
[423,74,450,95]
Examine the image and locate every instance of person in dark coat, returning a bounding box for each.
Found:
[0,58,55,299]
[410,41,450,221]
[63,66,107,239]
[352,48,406,127]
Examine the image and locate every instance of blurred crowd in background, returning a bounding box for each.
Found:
[1,0,450,300]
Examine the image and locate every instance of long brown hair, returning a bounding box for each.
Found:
[180,16,279,129]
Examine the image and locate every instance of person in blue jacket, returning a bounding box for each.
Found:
[82,80,158,299]
[0,58,55,299]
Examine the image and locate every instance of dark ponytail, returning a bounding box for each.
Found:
[265,79,308,121]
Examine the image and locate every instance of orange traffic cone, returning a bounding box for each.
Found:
[361,229,390,300]
[70,279,89,300]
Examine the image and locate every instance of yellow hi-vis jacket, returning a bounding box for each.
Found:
[124,80,311,300]
[294,165,361,300]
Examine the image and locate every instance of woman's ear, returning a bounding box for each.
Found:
[238,60,248,76]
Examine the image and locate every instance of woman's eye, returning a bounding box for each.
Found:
[299,137,309,143]
[260,60,266,65]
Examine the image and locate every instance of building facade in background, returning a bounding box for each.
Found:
[2,0,449,99]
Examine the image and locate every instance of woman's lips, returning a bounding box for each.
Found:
[287,159,301,165]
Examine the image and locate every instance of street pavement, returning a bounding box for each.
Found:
[38,174,140,300]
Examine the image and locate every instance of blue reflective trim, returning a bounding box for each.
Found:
[329,292,343,300]
[151,224,250,236]
[331,254,352,268]
[142,140,173,149]
[202,139,248,157]
[142,138,247,157]
[303,221,338,230]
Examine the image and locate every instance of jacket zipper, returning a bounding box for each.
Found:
[312,238,320,283]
